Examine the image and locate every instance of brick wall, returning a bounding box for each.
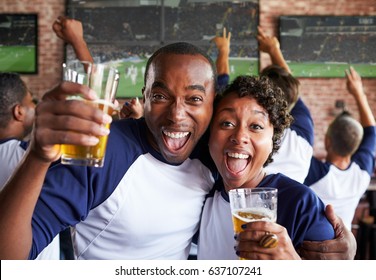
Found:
[1,0,375,157]
[259,0,376,157]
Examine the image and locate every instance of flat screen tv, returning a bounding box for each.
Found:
[66,0,259,98]
[279,16,376,78]
[0,14,38,74]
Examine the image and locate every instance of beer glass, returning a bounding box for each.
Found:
[61,60,119,167]
[229,188,277,259]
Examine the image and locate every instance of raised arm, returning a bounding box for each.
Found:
[52,16,94,63]
[0,82,111,259]
[212,27,231,76]
[257,26,291,73]
[345,66,375,127]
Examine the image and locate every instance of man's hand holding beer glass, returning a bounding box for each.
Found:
[61,61,119,167]
[31,64,114,166]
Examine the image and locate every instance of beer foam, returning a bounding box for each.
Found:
[91,99,116,108]
[232,208,276,223]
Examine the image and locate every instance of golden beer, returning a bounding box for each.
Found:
[61,99,115,167]
[231,208,276,234]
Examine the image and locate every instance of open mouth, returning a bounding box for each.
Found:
[226,152,250,174]
[163,131,191,151]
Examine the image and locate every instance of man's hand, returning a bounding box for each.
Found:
[345,66,365,99]
[257,26,280,54]
[52,16,93,63]
[31,82,111,163]
[212,27,231,54]
[120,97,144,119]
[300,205,357,260]
[52,16,84,46]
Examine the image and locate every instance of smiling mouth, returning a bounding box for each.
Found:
[226,152,250,173]
[163,131,190,151]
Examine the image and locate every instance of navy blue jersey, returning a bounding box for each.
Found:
[30,118,215,259]
[304,126,376,229]
[198,173,335,260]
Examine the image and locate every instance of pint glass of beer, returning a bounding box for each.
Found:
[61,60,119,167]
[229,188,277,259]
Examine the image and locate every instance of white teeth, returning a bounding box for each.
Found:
[228,152,249,159]
[163,131,189,139]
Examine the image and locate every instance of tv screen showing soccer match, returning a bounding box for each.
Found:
[0,14,38,74]
[279,16,376,78]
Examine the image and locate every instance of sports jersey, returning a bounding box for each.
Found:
[304,126,376,230]
[0,139,28,187]
[29,118,215,260]
[264,98,314,183]
[0,139,60,260]
[197,173,335,260]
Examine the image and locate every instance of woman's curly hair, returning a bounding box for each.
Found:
[214,75,293,166]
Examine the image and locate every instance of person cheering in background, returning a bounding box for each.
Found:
[304,67,376,230]
[256,27,357,259]
[257,26,314,183]
[0,72,61,260]
[52,16,94,63]
[0,73,36,187]
[211,27,231,92]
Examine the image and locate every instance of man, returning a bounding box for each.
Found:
[0,72,60,260]
[0,73,35,187]
[0,42,217,259]
[304,67,376,230]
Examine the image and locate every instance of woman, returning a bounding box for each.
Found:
[197,75,335,260]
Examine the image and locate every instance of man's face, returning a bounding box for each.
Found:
[143,53,216,164]
[209,93,274,191]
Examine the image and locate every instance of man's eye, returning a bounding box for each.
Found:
[190,96,203,103]
[152,93,166,101]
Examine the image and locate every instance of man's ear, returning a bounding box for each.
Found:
[12,104,24,122]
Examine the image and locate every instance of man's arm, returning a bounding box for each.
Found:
[52,16,94,63]
[0,82,111,259]
[346,66,375,127]
[212,27,231,76]
[299,204,357,260]
[257,26,291,73]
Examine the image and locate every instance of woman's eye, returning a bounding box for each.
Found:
[221,121,234,128]
[250,124,263,130]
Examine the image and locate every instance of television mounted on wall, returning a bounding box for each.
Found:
[66,0,260,98]
[0,13,38,74]
[279,16,376,78]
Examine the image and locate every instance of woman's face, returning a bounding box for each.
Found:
[209,92,274,191]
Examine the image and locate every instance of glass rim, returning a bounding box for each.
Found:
[228,187,277,195]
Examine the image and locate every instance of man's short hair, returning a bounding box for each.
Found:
[326,112,363,156]
[261,65,300,108]
[144,42,217,90]
[0,72,28,127]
